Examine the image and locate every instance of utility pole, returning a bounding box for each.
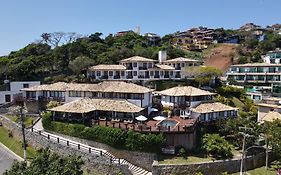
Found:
[20,106,27,161]
[239,126,253,175]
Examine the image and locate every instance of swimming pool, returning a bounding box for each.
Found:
[159,119,178,128]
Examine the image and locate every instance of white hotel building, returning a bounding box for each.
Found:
[87,51,200,81]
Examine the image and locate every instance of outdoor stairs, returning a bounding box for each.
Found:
[29,123,152,175]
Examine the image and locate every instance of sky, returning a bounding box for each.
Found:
[0,0,280,56]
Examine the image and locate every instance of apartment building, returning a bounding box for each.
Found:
[87,51,200,81]
[227,63,281,84]
[263,49,281,64]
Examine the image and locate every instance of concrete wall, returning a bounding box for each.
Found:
[48,131,157,171]
[152,152,275,175]
[0,115,128,175]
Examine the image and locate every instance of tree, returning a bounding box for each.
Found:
[202,134,233,159]
[46,101,61,109]
[4,149,84,175]
[185,66,222,87]
[68,56,95,75]
[263,119,281,156]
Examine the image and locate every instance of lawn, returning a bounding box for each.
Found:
[6,115,38,128]
[0,126,37,160]
[158,152,213,164]
[230,166,277,175]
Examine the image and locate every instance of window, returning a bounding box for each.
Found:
[69,91,82,97]
[148,63,152,68]
[133,63,137,67]
[109,71,113,76]
[181,63,185,67]
[121,71,125,76]
[130,93,143,99]
[170,71,174,76]
[23,84,29,88]
[133,71,137,76]
[97,71,101,76]
[150,71,154,76]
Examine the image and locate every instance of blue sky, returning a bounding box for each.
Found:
[0,0,280,56]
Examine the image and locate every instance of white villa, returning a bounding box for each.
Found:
[256,97,281,122]
[0,81,40,105]
[87,51,200,81]
[21,81,153,113]
[156,86,238,122]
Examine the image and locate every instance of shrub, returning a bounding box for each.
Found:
[42,112,164,152]
[178,147,187,159]
[202,134,233,159]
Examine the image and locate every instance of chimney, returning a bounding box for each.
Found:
[158,51,167,64]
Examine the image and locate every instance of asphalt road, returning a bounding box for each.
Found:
[0,144,21,174]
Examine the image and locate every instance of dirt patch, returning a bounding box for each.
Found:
[204,44,239,72]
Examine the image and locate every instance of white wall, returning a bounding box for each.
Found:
[0,91,13,104]
[10,81,40,92]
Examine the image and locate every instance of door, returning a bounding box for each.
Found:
[5,95,11,103]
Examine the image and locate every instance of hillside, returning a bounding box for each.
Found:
[203,44,239,72]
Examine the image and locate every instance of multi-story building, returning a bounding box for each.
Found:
[21,81,153,113]
[0,81,40,105]
[87,51,200,81]
[263,49,281,64]
[156,86,238,122]
[172,27,215,50]
[227,63,281,84]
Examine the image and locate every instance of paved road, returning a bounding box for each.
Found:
[0,144,21,174]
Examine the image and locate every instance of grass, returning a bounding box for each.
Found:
[6,115,38,128]
[158,152,213,164]
[0,126,37,161]
[230,166,277,175]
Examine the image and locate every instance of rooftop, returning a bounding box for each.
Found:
[231,63,281,67]
[157,86,216,97]
[153,64,175,70]
[89,64,126,70]
[119,56,156,63]
[191,102,238,114]
[163,57,199,63]
[49,98,144,114]
[261,111,281,123]
[22,81,153,94]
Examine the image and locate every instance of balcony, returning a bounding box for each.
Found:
[101,75,109,80]
[126,75,133,79]
[114,75,121,79]
[127,66,133,70]
[38,96,65,102]
[138,67,147,70]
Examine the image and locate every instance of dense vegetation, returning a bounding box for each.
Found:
[0,32,189,84]
[4,149,84,175]
[42,112,165,152]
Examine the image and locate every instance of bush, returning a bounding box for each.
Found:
[42,112,164,152]
[202,134,233,159]
[178,147,187,159]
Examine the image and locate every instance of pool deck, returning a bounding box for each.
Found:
[94,116,198,133]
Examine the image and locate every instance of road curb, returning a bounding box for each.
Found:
[0,137,24,161]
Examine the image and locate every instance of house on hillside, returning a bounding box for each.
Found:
[0,81,40,106]
[87,51,200,81]
[21,81,154,113]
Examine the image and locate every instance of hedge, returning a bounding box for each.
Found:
[42,112,164,152]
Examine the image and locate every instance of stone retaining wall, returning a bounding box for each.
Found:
[0,115,129,175]
[152,152,275,175]
[51,131,157,171]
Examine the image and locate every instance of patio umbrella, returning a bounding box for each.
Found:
[150,108,158,112]
[136,115,148,121]
[153,116,166,121]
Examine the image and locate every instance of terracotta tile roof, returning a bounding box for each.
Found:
[263,97,281,102]
[163,57,199,63]
[158,86,216,97]
[22,81,153,94]
[256,103,281,109]
[49,98,144,113]
[261,111,281,123]
[119,56,156,62]
[191,102,238,113]
[89,64,126,70]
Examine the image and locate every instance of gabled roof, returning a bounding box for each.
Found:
[261,111,281,123]
[95,81,153,93]
[158,86,216,97]
[49,98,144,113]
[191,102,238,114]
[163,57,199,63]
[89,64,126,70]
[119,56,156,62]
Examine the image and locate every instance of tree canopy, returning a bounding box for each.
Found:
[4,149,84,175]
